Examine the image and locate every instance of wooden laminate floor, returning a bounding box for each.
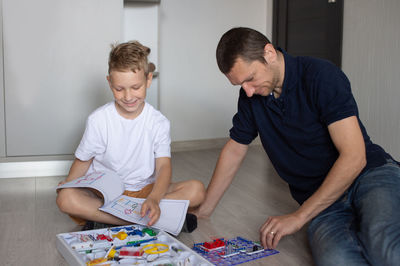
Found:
[0,145,314,266]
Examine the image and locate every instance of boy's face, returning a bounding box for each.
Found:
[107,69,152,119]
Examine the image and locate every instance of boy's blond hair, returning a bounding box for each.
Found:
[108,40,155,75]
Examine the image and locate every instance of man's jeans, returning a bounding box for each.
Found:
[308,160,400,266]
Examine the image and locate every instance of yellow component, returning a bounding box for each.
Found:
[142,243,169,254]
[86,257,108,266]
[107,248,116,259]
[112,231,128,240]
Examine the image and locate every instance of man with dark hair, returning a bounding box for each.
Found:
[194,27,400,265]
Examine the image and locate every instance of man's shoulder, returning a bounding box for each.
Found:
[295,56,347,91]
[299,56,338,76]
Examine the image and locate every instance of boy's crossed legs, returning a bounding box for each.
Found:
[56,179,205,230]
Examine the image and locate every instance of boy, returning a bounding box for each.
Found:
[57,41,205,232]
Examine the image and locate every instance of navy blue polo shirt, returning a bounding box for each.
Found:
[230,49,392,205]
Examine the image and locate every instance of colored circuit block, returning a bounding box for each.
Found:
[112,231,128,240]
[86,257,107,266]
[193,236,279,266]
[96,234,112,241]
[202,238,226,251]
[142,227,157,236]
[127,229,144,237]
[119,247,144,258]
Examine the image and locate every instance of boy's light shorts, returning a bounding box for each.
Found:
[70,183,155,225]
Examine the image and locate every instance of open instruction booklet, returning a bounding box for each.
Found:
[56,171,189,235]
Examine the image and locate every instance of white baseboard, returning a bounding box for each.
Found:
[171,136,261,152]
[171,137,229,152]
[0,160,73,178]
[0,137,262,178]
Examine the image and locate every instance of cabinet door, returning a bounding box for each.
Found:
[3,0,122,156]
[0,1,5,157]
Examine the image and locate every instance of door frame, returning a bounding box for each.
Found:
[272,0,344,68]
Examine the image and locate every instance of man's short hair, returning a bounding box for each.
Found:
[216,27,271,74]
[108,40,155,75]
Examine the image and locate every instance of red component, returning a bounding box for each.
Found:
[96,234,112,241]
[203,242,212,249]
[214,239,225,248]
[203,238,225,249]
[119,250,144,257]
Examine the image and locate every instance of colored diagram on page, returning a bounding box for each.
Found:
[72,172,105,185]
[105,196,148,224]
[100,195,190,235]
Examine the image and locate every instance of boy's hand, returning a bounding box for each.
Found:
[57,180,67,186]
[141,197,161,226]
[56,179,68,193]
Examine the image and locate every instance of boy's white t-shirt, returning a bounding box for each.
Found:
[75,101,171,191]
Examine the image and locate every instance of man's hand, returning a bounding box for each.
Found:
[259,212,306,249]
[191,205,212,219]
[141,197,161,226]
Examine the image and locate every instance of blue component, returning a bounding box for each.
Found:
[127,229,144,237]
[110,227,125,232]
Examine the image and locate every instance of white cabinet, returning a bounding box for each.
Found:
[0,1,5,157]
[2,0,123,156]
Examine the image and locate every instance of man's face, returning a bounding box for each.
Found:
[226,57,280,97]
[107,69,152,119]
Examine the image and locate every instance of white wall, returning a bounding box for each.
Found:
[342,0,400,159]
[159,0,272,142]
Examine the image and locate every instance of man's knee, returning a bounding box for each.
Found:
[361,224,400,266]
[354,163,400,265]
[308,216,369,266]
[308,230,368,266]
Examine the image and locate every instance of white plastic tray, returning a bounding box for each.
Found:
[56,224,212,265]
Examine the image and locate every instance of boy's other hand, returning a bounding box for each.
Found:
[141,197,161,226]
[56,179,68,193]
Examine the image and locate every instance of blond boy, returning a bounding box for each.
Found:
[57,41,205,231]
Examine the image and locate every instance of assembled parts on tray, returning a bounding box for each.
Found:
[56,224,212,266]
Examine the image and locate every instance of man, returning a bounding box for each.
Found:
[193,27,400,265]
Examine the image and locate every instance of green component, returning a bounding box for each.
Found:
[142,227,157,236]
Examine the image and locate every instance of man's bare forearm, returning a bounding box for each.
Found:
[196,139,248,217]
[295,152,366,224]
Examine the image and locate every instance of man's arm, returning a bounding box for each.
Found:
[141,157,172,225]
[194,138,248,218]
[58,157,93,186]
[260,116,366,249]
